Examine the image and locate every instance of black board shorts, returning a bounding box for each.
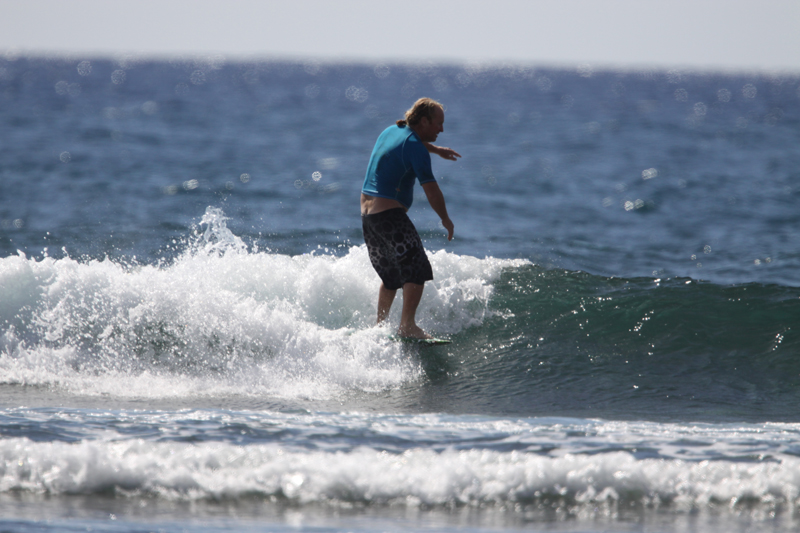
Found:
[362,208,433,290]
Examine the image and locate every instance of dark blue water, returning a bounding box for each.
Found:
[3,58,799,283]
[1,56,800,532]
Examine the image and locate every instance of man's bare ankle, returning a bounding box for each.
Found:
[397,325,431,339]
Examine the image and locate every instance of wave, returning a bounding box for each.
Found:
[3,206,800,420]
[0,207,523,401]
[454,266,800,420]
[3,408,800,520]
[5,438,799,510]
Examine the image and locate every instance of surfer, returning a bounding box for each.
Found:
[360,97,460,339]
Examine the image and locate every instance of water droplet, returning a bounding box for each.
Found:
[693,102,707,116]
[312,171,322,181]
[77,60,92,76]
[183,179,199,190]
[536,76,552,92]
[59,151,71,163]
[345,86,368,103]
[742,84,757,98]
[240,173,250,183]
[111,70,126,85]
[373,63,390,79]
[674,88,688,102]
[642,168,658,180]
[717,88,731,102]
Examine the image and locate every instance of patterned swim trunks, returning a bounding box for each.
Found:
[362,208,433,290]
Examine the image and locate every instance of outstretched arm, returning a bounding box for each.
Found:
[423,142,462,162]
[421,181,454,241]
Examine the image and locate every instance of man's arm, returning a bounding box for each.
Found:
[423,142,462,162]
[421,181,454,241]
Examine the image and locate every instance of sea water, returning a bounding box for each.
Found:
[1,55,800,532]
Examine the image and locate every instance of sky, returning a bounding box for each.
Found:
[1,0,799,72]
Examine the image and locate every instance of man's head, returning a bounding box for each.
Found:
[397,98,445,142]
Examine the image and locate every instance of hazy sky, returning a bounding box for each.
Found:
[2,0,799,72]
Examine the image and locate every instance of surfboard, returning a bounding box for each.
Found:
[390,336,451,346]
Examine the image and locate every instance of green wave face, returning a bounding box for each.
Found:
[434,265,800,421]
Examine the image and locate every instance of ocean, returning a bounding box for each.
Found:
[1,54,800,532]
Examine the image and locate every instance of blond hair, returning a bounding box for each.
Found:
[396,97,443,128]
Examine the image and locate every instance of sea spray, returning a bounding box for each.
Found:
[0,208,523,400]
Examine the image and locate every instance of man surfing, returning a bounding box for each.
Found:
[360,97,460,339]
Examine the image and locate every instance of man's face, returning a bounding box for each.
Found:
[417,107,445,143]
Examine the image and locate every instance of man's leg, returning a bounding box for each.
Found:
[377,283,396,324]
[398,282,430,339]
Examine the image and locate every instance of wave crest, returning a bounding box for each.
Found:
[0,208,523,400]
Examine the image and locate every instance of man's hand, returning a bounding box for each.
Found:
[424,143,462,161]
[441,217,454,241]
[433,146,462,161]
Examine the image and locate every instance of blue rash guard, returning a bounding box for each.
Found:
[361,125,436,209]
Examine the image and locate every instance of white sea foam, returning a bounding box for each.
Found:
[3,408,800,522]
[0,207,527,400]
[3,434,800,517]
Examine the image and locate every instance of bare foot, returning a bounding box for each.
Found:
[397,324,431,340]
